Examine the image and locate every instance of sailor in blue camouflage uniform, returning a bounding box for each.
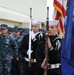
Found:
[19,20,45,75]
[14,29,24,75]
[8,28,15,37]
[0,24,18,75]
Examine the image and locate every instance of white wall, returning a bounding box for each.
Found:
[0,19,21,27]
[21,23,29,28]
[0,0,46,23]
[47,0,54,20]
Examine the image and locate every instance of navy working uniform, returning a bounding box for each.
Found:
[15,30,24,75]
[0,24,18,75]
[19,20,45,75]
[36,20,62,75]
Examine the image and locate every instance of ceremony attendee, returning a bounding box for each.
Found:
[0,24,18,75]
[19,20,45,75]
[36,20,62,75]
[15,29,24,75]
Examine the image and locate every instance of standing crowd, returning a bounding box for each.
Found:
[0,19,62,75]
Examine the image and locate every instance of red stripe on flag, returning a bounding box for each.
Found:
[54,0,66,18]
[60,19,64,32]
[55,11,61,20]
[54,0,62,11]
[53,0,67,37]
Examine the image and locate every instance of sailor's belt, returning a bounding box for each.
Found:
[24,57,36,63]
[48,63,61,69]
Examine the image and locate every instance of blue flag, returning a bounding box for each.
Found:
[61,0,74,66]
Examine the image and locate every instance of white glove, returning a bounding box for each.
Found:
[27,49,33,56]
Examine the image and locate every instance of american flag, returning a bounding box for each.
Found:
[53,0,68,37]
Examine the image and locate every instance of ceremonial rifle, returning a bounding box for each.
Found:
[28,8,32,67]
[44,7,49,75]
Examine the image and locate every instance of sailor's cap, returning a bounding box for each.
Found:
[32,20,40,25]
[1,24,8,29]
[49,20,59,26]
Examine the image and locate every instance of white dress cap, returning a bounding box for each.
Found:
[49,20,59,26]
[32,20,40,25]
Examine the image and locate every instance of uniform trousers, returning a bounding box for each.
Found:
[24,60,43,75]
[39,66,62,75]
[0,59,11,75]
[11,59,20,75]
[18,59,25,75]
[48,66,62,75]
